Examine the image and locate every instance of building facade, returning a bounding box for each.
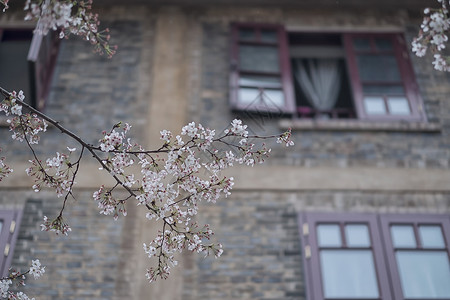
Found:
[1,1,450,299]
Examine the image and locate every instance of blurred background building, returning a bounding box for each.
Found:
[1,0,450,299]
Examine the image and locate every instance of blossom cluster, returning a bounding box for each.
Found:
[91,119,293,281]
[0,149,12,183]
[1,91,48,145]
[0,259,45,299]
[25,147,78,197]
[24,0,116,57]
[412,0,450,71]
[40,215,72,235]
[1,89,295,283]
[0,0,8,12]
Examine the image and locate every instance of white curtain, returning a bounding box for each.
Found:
[295,59,341,111]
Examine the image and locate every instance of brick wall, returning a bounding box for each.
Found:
[195,13,450,170]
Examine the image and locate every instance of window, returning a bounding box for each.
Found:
[299,213,450,300]
[230,24,295,113]
[230,24,425,122]
[0,28,60,111]
[0,210,22,277]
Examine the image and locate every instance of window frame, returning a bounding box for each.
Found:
[380,214,450,300]
[28,30,61,111]
[343,33,425,121]
[299,212,393,300]
[229,24,426,122]
[230,23,296,113]
[0,27,60,111]
[299,212,450,300]
[0,210,23,277]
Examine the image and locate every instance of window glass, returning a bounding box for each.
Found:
[320,250,379,298]
[353,38,371,51]
[239,28,256,41]
[419,225,446,248]
[357,54,401,82]
[387,97,410,115]
[0,37,32,100]
[362,85,404,95]
[239,75,282,87]
[238,87,261,105]
[0,221,3,233]
[239,45,280,73]
[260,30,277,43]
[345,224,371,247]
[396,251,450,298]
[391,225,416,248]
[375,38,393,51]
[364,97,386,115]
[263,89,285,106]
[317,224,341,247]
[238,88,284,107]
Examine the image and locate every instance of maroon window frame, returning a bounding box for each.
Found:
[380,214,450,300]
[229,25,426,122]
[0,210,23,277]
[343,33,425,121]
[299,212,450,300]
[299,212,393,300]
[27,30,60,111]
[230,23,295,113]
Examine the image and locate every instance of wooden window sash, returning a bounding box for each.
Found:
[343,33,425,122]
[230,23,295,114]
[0,210,23,277]
[27,31,60,111]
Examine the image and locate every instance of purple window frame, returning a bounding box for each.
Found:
[28,30,60,111]
[380,214,450,300]
[0,28,59,111]
[230,23,295,113]
[0,210,23,277]
[299,212,450,300]
[230,25,426,122]
[299,212,393,300]
[343,33,425,121]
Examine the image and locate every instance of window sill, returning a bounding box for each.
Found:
[279,119,441,132]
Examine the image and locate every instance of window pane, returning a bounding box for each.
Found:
[320,250,379,298]
[238,87,261,105]
[375,38,393,51]
[263,89,284,107]
[239,45,280,73]
[345,224,371,247]
[388,97,411,115]
[420,226,446,248]
[357,54,401,82]
[353,38,371,51]
[0,41,32,100]
[396,251,450,298]
[363,85,404,95]
[391,225,416,248]
[317,224,342,247]
[238,88,284,107]
[260,30,277,43]
[0,221,3,233]
[239,75,281,88]
[239,28,256,41]
[364,97,386,115]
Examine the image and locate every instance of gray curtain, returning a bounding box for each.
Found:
[295,59,341,111]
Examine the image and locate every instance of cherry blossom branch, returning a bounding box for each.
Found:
[412,0,450,71]
[0,259,45,299]
[1,88,294,283]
